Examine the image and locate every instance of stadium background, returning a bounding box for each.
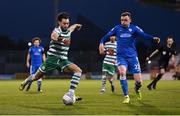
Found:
[0,0,179,79]
[0,0,180,115]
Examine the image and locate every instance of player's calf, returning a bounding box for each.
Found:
[108,79,115,93]
[134,81,142,92]
[134,81,142,100]
[69,72,81,94]
[119,75,129,96]
[100,75,106,94]
[107,76,115,93]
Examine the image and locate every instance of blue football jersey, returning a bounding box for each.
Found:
[100,24,154,58]
[29,46,44,66]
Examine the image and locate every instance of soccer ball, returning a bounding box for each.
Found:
[62,94,76,105]
[28,42,32,47]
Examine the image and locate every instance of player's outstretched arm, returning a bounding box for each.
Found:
[69,24,82,32]
[100,26,117,45]
[146,49,159,61]
[99,26,117,55]
[135,26,161,43]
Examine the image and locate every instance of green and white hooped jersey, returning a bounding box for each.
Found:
[47,27,72,60]
[103,41,117,66]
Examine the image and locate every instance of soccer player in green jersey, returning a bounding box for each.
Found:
[19,12,82,103]
[100,36,117,94]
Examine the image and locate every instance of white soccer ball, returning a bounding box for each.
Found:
[62,94,76,105]
[28,42,32,47]
[148,60,151,64]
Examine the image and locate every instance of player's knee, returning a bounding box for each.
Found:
[120,74,126,80]
[119,70,126,76]
[118,67,126,75]
[118,69,125,75]
[75,67,82,74]
[33,70,44,81]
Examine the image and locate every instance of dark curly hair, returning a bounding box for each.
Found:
[57,12,70,22]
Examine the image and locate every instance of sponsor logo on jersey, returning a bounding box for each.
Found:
[120,33,132,38]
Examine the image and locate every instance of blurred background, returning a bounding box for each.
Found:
[0,0,179,79]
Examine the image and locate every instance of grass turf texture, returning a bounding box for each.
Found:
[0,79,180,115]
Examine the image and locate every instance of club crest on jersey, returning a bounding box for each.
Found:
[162,51,166,55]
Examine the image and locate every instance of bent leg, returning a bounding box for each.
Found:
[64,63,82,94]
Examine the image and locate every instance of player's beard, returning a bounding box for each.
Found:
[61,27,68,32]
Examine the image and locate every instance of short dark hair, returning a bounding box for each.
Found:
[167,36,173,39]
[121,11,131,19]
[57,12,70,22]
[32,37,41,43]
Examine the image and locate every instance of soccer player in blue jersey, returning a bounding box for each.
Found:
[99,11,160,103]
[26,37,46,92]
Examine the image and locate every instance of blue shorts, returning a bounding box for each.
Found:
[30,64,41,74]
[117,56,141,74]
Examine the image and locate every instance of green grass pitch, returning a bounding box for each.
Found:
[0,79,180,115]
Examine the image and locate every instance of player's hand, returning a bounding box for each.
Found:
[153,37,160,44]
[146,57,150,61]
[62,39,71,46]
[107,49,114,55]
[76,24,82,31]
[26,62,30,68]
[99,44,105,55]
